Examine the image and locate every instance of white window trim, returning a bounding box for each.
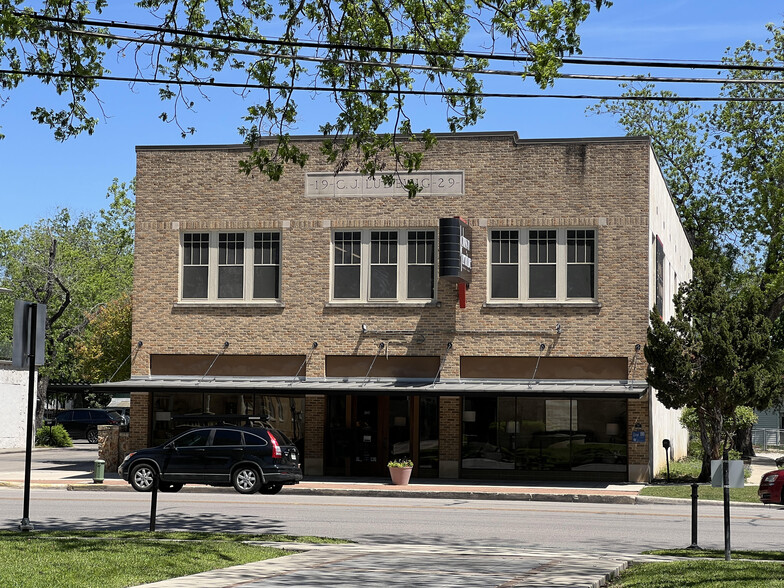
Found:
[486,227,598,303]
[330,229,437,303]
[179,230,282,303]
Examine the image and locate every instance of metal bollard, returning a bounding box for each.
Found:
[93,459,105,484]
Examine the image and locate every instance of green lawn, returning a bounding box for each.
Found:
[640,484,761,502]
[0,530,345,588]
[609,560,784,587]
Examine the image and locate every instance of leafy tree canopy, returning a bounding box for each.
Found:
[0,178,134,423]
[645,258,784,479]
[0,0,609,192]
[591,22,784,320]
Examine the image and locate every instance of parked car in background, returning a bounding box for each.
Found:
[53,409,124,443]
[118,425,303,494]
[758,469,784,504]
[107,407,130,425]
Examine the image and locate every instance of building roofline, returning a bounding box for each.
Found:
[136,132,652,152]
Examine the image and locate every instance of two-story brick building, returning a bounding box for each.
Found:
[103,131,691,483]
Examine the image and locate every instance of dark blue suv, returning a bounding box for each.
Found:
[118,425,302,495]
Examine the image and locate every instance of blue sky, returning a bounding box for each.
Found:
[1,1,783,230]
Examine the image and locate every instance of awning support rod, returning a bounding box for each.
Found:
[107,340,143,383]
[529,343,547,388]
[628,343,642,388]
[201,341,229,381]
[431,342,453,387]
[291,342,318,383]
[362,343,385,386]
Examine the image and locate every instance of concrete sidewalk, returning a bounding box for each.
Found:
[135,543,677,588]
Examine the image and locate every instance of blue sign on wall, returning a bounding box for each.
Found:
[632,430,646,443]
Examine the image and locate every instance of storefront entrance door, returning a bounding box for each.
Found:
[324,395,414,477]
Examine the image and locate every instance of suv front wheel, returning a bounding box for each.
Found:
[86,428,99,444]
[232,466,261,494]
[130,463,157,492]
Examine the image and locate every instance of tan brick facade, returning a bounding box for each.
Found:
[126,132,687,483]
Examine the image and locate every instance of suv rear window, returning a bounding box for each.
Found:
[243,432,268,446]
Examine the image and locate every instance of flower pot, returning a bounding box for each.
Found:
[388,466,413,486]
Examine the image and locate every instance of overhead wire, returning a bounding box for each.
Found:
[40,25,784,87]
[13,9,784,74]
[4,67,784,101]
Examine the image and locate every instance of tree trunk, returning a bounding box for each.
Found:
[35,373,48,429]
[734,425,755,457]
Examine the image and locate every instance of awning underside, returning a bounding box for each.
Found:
[95,377,648,398]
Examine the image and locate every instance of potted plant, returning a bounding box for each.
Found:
[387,459,414,485]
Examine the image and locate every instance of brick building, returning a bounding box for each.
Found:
[103,131,691,483]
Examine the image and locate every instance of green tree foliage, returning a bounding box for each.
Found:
[591,23,784,317]
[645,258,784,481]
[73,293,132,383]
[0,1,610,191]
[0,179,134,425]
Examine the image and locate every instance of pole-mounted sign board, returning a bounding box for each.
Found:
[439,217,472,284]
[12,301,46,368]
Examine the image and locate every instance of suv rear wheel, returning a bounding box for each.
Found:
[86,428,99,444]
[233,466,261,494]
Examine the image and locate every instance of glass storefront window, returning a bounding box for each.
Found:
[150,391,304,449]
[462,396,627,478]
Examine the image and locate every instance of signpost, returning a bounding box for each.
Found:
[12,300,47,532]
[711,451,744,561]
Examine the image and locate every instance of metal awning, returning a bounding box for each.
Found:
[95,377,648,398]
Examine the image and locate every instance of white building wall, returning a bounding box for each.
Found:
[648,147,693,475]
[0,362,36,449]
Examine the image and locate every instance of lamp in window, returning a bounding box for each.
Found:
[606,423,620,443]
[462,411,476,423]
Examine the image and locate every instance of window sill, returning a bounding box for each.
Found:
[483,301,602,309]
[324,301,441,308]
[174,301,285,309]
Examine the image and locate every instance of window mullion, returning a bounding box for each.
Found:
[520,231,528,302]
[398,233,406,301]
[244,231,253,301]
[361,232,370,302]
[557,229,567,301]
[209,233,218,301]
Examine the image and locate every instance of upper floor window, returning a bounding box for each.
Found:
[489,228,596,302]
[332,229,435,302]
[181,231,280,301]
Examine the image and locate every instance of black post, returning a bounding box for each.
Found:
[666,449,670,483]
[149,476,158,532]
[723,449,731,561]
[687,483,701,549]
[19,303,36,532]
[662,439,671,483]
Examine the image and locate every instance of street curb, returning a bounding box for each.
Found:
[7,481,640,504]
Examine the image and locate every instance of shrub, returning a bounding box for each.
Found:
[36,424,73,447]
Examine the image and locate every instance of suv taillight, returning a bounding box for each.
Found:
[269,432,282,458]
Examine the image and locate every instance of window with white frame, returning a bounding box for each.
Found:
[332,229,435,302]
[489,228,596,301]
[181,231,281,301]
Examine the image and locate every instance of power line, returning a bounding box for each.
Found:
[51,25,784,87]
[15,9,784,74]
[5,68,784,101]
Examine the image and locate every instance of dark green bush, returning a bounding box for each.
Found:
[35,424,73,447]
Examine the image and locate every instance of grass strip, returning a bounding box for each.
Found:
[640,485,761,503]
[609,560,784,587]
[0,530,344,588]
[644,549,784,561]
